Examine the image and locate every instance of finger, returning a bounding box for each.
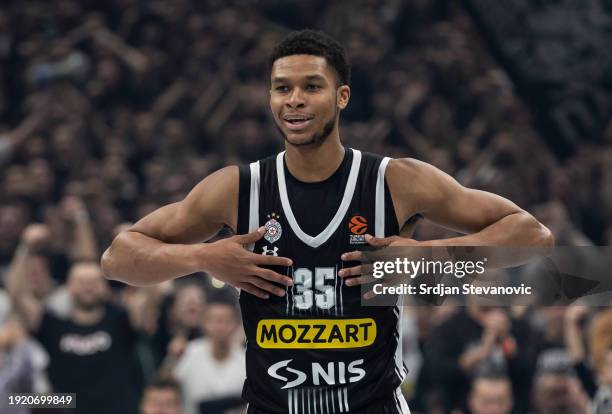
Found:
[365,234,395,247]
[338,265,362,278]
[341,250,365,262]
[233,227,265,245]
[252,252,293,267]
[237,282,269,300]
[252,267,293,287]
[249,277,286,297]
[345,275,377,287]
[363,275,405,299]
[363,289,377,300]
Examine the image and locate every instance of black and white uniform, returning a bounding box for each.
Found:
[237,148,410,414]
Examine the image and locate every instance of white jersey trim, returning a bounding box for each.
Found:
[395,387,411,413]
[276,149,362,248]
[248,161,261,251]
[375,157,391,238]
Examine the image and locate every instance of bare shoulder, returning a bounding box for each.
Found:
[385,158,451,224]
[183,165,240,227]
[386,157,444,181]
[386,157,448,196]
[193,165,239,197]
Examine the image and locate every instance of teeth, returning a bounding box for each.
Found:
[284,116,311,122]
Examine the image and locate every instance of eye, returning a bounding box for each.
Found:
[306,84,321,91]
[274,85,289,93]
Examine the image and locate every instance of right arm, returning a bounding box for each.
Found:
[101,166,294,297]
[5,225,48,332]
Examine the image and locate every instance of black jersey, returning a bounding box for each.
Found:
[237,148,410,414]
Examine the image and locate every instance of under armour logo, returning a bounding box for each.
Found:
[262,246,279,256]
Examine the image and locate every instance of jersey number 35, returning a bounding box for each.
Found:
[293,267,336,310]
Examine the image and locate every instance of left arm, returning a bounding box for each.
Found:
[339,158,553,283]
[386,158,554,247]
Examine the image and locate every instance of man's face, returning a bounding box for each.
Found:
[171,285,206,329]
[533,374,584,414]
[67,263,108,311]
[469,379,513,414]
[269,54,349,147]
[140,388,182,414]
[202,303,238,344]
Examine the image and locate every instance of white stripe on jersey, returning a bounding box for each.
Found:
[396,387,411,413]
[375,156,391,238]
[394,301,408,383]
[248,161,261,251]
[319,388,324,414]
[276,149,362,248]
[343,387,349,412]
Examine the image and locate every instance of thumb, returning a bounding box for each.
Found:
[365,234,394,247]
[233,226,266,245]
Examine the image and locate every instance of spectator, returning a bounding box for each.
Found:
[140,376,183,414]
[530,305,597,399]
[468,374,513,414]
[0,314,34,414]
[6,254,149,414]
[531,366,590,414]
[173,292,245,414]
[423,304,536,412]
[150,281,207,368]
[590,310,612,414]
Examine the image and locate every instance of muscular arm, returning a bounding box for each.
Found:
[387,158,554,247]
[101,166,238,286]
[101,166,293,296]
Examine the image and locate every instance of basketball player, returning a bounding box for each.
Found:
[101,30,553,414]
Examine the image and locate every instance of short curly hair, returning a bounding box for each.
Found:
[268,29,350,86]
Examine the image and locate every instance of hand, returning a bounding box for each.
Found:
[339,234,420,290]
[0,318,26,350]
[200,227,293,299]
[483,309,511,340]
[59,196,88,223]
[21,223,51,249]
[564,304,589,326]
[167,335,188,360]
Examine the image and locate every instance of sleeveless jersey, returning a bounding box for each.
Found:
[237,148,410,414]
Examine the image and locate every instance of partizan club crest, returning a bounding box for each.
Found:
[264,212,282,244]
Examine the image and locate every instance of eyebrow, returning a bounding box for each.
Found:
[271,75,327,83]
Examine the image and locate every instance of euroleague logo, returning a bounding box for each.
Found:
[348,215,368,235]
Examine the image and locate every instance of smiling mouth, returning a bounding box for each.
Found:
[282,115,314,131]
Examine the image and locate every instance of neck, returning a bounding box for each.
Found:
[72,306,104,325]
[284,133,345,182]
[210,340,230,361]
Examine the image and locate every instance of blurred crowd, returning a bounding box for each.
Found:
[1,0,612,413]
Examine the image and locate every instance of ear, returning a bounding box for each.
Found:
[337,85,350,110]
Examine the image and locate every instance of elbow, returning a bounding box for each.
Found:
[100,232,157,287]
[540,224,555,247]
[101,232,130,282]
[100,247,119,282]
[521,211,554,247]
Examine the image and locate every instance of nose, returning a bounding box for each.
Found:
[286,87,305,108]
